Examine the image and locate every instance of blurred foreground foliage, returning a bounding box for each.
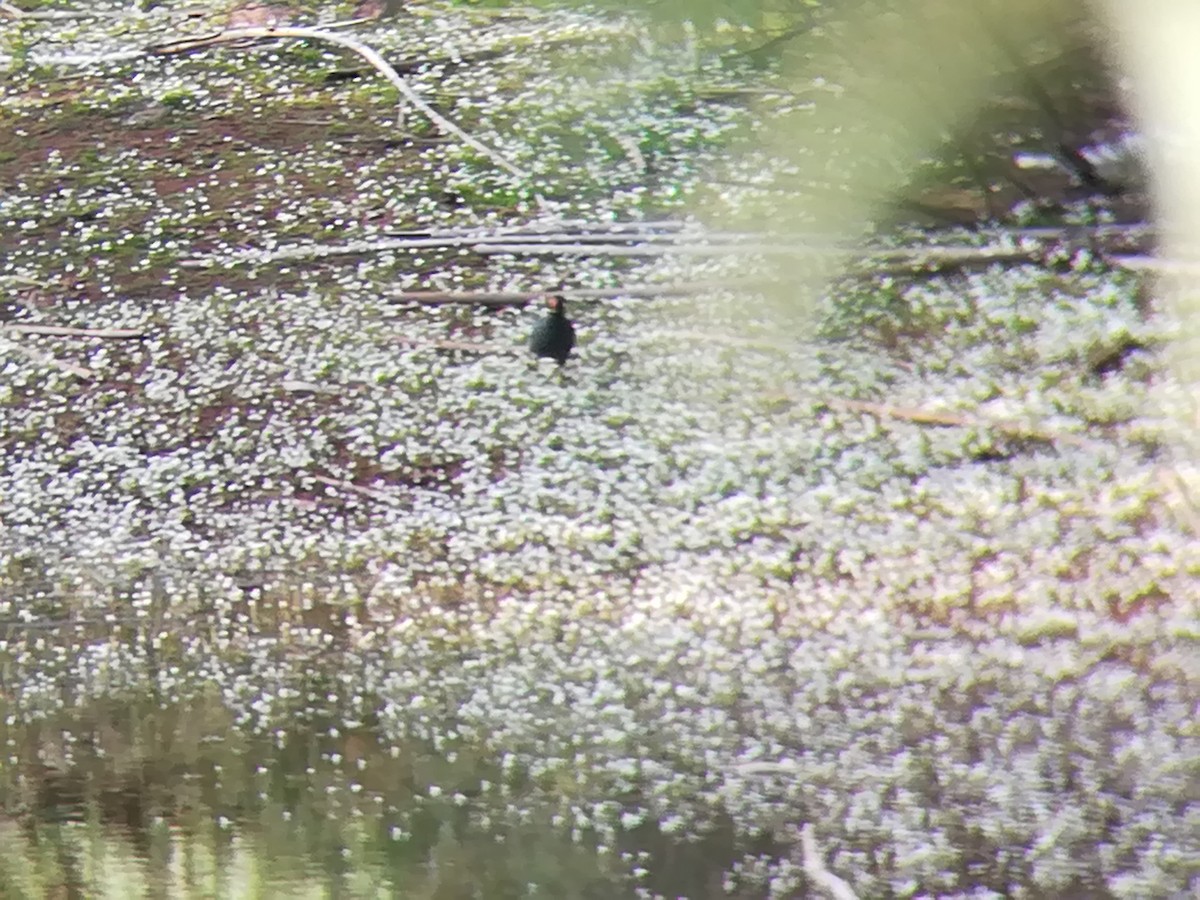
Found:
[585,0,1126,230]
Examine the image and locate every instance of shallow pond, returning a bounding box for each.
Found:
[1,1,1197,897]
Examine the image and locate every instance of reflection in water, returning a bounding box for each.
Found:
[1,686,739,897]
[0,2,1196,897]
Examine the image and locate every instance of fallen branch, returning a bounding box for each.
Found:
[179,225,708,267]
[1006,222,1152,242]
[178,232,678,267]
[800,824,860,900]
[344,27,616,77]
[149,26,528,180]
[391,335,513,353]
[0,613,169,629]
[3,324,145,339]
[1156,465,1200,539]
[3,340,96,380]
[391,291,532,307]
[0,1,116,19]
[310,474,402,505]
[388,219,689,238]
[178,219,1152,269]
[180,229,710,267]
[387,281,765,304]
[735,760,803,775]
[2,25,525,179]
[822,396,1094,448]
[655,329,797,351]
[1110,255,1200,274]
[279,379,343,395]
[850,247,1043,276]
[0,46,145,65]
[470,240,829,257]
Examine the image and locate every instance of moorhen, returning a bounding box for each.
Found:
[528,294,576,366]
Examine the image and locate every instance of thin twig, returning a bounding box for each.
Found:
[822,397,1095,448]
[0,2,116,19]
[470,242,1066,269]
[656,329,797,352]
[179,227,715,267]
[3,324,145,339]
[178,221,1154,271]
[800,824,860,900]
[1155,465,1200,539]
[279,379,342,395]
[0,47,146,65]
[0,614,175,630]
[735,760,804,775]
[387,281,764,304]
[389,292,537,307]
[391,335,513,353]
[470,241,822,257]
[1110,255,1200,274]
[389,219,689,237]
[3,340,96,380]
[149,26,528,180]
[341,27,611,77]
[613,132,647,173]
[739,19,820,63]
[310,474,402,505]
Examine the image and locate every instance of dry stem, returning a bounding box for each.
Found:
[150,26,528,180]
[4,324,145,339]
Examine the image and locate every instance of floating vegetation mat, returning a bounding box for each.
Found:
[0,1,1196,897]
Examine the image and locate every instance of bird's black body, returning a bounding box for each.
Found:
[528,295,575,366]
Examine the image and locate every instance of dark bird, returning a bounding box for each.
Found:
[528,294,575,366]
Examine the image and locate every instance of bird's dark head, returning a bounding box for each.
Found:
[546,295,566,313]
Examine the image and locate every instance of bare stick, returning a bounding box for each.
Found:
[4,340,96,380]
[310,474,401,505]
[655,329,798,351]
[391,335,514,353]
[470,241,830,257]
[1156,465,1200,539]
[279,379,343,395]
[0,2,116,19]
[800,824,860,900]
[0,47,145,65]
[149,26,528,180]
[1110,255,1200,274]
[613,132,647,173]
[387,220,689,237]
[4,324,145,339]
[467,242,1049,269]
[735,760,803,775]
[179,235,1016,266]
[179,229,724,267]
[822,396,1095,448]
[176,221,1152,269]
[390,292,534,307]
[388,281,765,304]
